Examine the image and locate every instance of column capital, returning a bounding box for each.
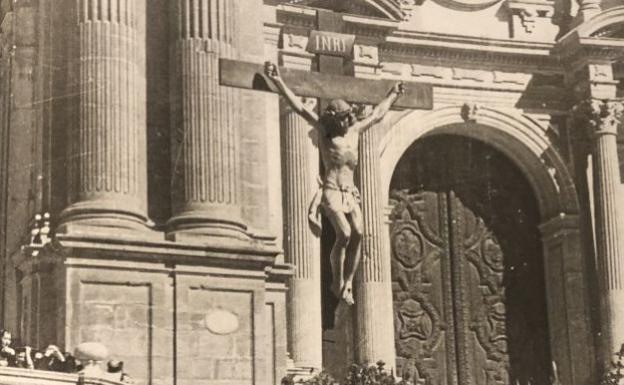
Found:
[572,99,623,137]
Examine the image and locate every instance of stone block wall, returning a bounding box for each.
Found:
[24,250,289,385]
[66,266,173,385]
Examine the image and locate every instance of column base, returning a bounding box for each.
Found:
[58,200,150,233]
[354,281,396,367]
[285,358,320,382]
[166,206,250,241]
[601,290,624,360]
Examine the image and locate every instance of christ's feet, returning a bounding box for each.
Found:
[340,281,354,305]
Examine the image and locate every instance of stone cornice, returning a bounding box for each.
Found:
[276,4,317,29]
[279,0,411,20]
[38,230,283,272]
[555,30,624,68]
[573,5,624,38]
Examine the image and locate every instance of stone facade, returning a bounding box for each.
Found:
[1,1,624,385]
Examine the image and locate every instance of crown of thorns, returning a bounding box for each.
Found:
[324,99,352,117]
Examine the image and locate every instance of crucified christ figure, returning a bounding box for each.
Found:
[265,62,405,305]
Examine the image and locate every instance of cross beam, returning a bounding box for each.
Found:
[219,58,433,110]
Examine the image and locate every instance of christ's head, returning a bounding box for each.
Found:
[322,99,355,136]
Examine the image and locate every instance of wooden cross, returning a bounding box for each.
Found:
[219,9,433,110]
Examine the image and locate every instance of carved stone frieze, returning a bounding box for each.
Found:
[452,68,489,83]
[381,42,560,72]
[392,62,534,90]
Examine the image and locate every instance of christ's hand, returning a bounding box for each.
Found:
[264,61,280,80]
[393,82,405,95]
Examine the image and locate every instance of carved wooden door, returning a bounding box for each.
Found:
[389,136,550,385]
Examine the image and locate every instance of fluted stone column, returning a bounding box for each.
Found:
[168,0,246,239]
[61,0,148,230]
[354,126,396,366]
[281,99,323,371]
[575,99,624,361]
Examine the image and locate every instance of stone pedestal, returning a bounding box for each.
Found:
[281,100,323,371]
[354,127,396,366]
[60,0,148,231]
[575,99,624,362]
[167,0,247,240]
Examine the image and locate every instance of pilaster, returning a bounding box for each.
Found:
[60,0,148,231]
[573,98,624,365]
[354,125,396,366]
[539,214,595,385]
[280,99,323,371]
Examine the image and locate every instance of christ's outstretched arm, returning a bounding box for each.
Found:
[354,82,405,133]
[265,62,319,126]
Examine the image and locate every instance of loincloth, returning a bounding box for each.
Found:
[321,181,361,214]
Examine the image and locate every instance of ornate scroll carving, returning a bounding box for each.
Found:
[461,103,480,122]
[573,99,623,136]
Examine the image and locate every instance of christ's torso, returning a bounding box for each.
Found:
[319,127,360,188]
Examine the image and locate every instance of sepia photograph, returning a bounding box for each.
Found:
[0,0,623,384]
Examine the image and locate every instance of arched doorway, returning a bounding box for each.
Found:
[388,135,551,385]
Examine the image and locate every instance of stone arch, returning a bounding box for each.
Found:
[378,104,594,385]
[576,5,624,37]
[379,105,579,221]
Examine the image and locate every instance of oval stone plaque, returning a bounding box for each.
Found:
[205,308,239,335]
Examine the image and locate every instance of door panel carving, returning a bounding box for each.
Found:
[389,135,550,385]
[391,190,457,385]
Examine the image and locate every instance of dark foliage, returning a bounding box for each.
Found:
[283,361,413,385]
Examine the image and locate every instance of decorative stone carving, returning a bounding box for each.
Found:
[285,33,308,51]
[573,99,623,137]
[355,45,378,65]
[399,0,418,20]
[507,0,554,36]
[461,103,480,122]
